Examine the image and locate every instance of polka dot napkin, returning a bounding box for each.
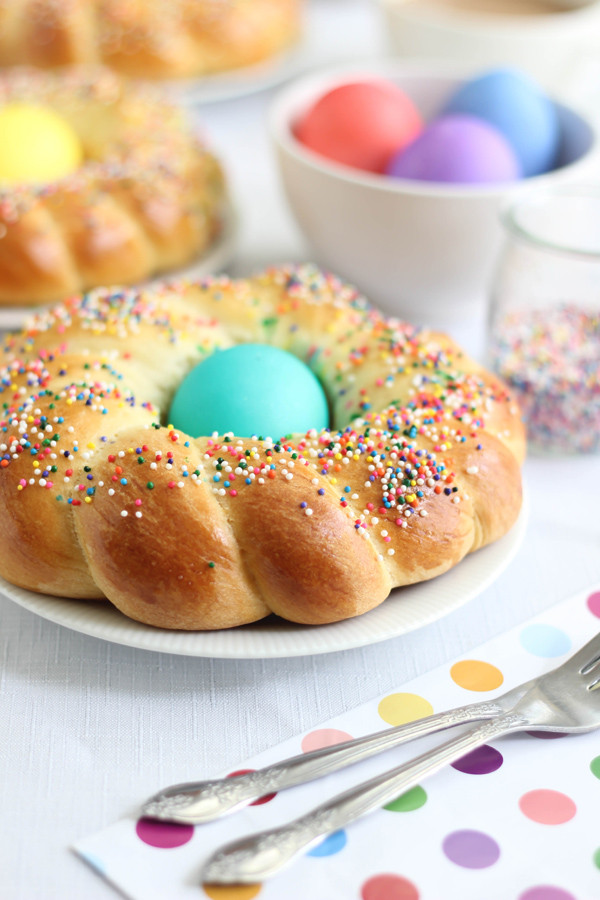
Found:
[74,585,600,900]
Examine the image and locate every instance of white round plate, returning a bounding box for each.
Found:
[0,495,527,659]
[164,42,307,106]
[0,209,238,334]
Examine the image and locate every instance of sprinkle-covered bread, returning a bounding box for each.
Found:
[0,264,525,629]
[0,0,301,80]
[0,66,226,306]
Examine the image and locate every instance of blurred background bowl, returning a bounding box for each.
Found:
[269,62,599,329]
[379,0,600,93]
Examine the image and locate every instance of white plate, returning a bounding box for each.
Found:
[0,208,238,334]
[0,494,527,659]
[164,42,308,106]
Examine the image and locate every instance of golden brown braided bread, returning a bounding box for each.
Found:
[0,264,525,629]
[0,66,226,306]
[0,0,301,79]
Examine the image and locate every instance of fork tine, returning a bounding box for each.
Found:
[562,631,600,674]
[580,651,600,676]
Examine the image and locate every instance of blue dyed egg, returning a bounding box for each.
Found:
[441,68,560,178]
[168,343,329,439]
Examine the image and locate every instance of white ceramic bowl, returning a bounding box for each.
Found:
[380,0,600,92]
[269,62,599,325]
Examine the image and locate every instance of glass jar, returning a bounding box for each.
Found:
[489,185,600,454]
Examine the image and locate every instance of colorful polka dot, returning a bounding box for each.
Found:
[519,624,571,658]
[361,873,420,900]
[518,790,576,825]
[202,884,262,899]
[384,786,427,812]
[226,770,275,806]
[135,818,194,849]
[450,660,504,692]
[307,829,347,857]
[451,745,503,775]
[586,591,600,618]
[301,729,354,753]
[590,755,600,779]
[442,829,500,869]
[518,888,576,900]
[79,851,106,875]
[378,693,433,726]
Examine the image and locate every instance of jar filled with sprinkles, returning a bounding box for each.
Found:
[489,185,600,454]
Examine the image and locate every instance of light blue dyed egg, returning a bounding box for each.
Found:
[441,68,560,178]
[168,343,329,439]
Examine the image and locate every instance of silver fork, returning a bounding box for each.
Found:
[142,682,532,825]
[200,630,600,885]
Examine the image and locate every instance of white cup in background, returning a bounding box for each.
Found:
[379,0,600,101]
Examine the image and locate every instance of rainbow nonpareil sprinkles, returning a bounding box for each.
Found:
[490,304,600,454]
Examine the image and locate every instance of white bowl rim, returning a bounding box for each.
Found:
[378,0,600,32]
[268,59,599,201]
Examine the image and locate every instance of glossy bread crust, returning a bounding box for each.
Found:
[0,0,301,79]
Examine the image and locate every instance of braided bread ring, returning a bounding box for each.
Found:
[0,265,525,630]
[0,0,301,80]
[0,67,225,306]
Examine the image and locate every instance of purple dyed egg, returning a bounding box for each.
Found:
[386,114,521,184]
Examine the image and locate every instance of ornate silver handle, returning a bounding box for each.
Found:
[142,699,511,824]
[201,712,528,884]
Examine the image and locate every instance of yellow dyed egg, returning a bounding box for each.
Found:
[0,103,83,185]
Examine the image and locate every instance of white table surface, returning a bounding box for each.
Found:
[2,2,600,897]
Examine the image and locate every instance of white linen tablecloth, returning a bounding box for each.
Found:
[2,2,600,897]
